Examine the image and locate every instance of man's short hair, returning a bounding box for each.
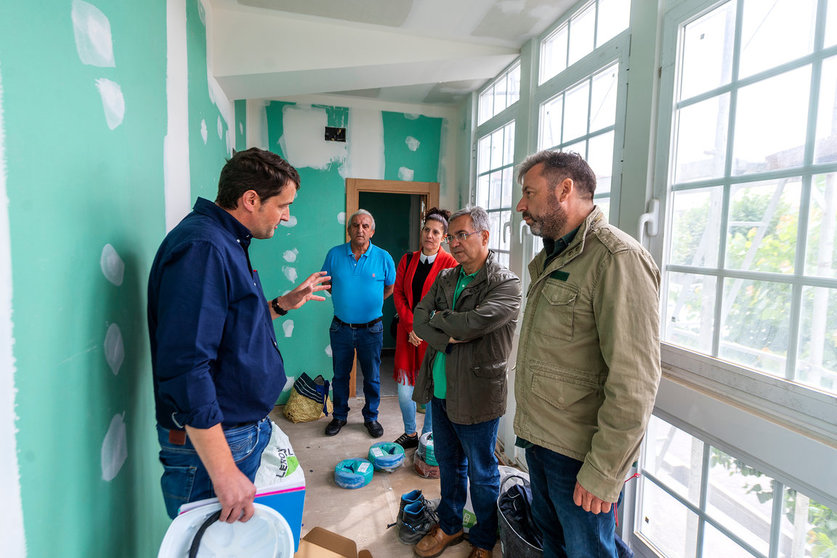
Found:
[347,209,376,231]
[216,148,301,209]
[450,206,491,233]
[517,150,596,200]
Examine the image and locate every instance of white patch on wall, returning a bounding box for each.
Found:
[346,107,384,180]
[200,119,208,144]
[398,167,415,181]
[283,249,298,263]
[217,115,223,140]
[103,323,124,376]
[0,60,26,558]
[100,243,124,286]
[281,375,294,393]
[280,215,297,228]
[325,344,332,357]
[337,212,345,225]
[404,113,420,120]
[164,0,191,232]
[95,78,125,130]
[282,320,294,338]
[239,122,243,135]
[278,105,347,171]
[101,412,127,482]
[405,136,421,151]
[282,266,298,283]
[71,0,115,67]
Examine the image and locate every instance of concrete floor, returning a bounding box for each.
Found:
[269,394,502,557]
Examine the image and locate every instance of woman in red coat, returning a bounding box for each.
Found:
[392,208,457,449]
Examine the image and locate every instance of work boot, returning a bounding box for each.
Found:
[414,525,464,557]
[397,489,423,525]
[397,500,437,545]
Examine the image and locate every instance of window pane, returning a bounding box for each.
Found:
[702,523,759,558]
[540,94,563,149]
[478,90,492,126]
[490,129,503,169]
[564,139,587,158]
[664,272,717,354]
[720,279,791,375]
[739,0,816,80]
[476,174,489,208]
[596,197,610,222]
[588,131,614,195]
[733,67,810,176]
[478,134,491,174]
[563,79,590,142]
[497,251,510,268]
[489,211,501,250]
[644,416,704,506]
[590,64,618,132]
[499,210,512,251]
[508,64,521,105]
[489,170,503,209]
[827,0,837,48]
[568,2,596,66]
[674,94,730,183]
[805,173,837,278]
[501,167,514,207]
[503,123,515,166]
[797,286,837,394]
[815,56,837,165]
[680,1,735,99]
[778,488,837,558]
[669,187,722,268]
[726,179,800,274]
[540,24,568,83]
[596,0,630,46]
[639,479,699,558]
[707,448,773,556]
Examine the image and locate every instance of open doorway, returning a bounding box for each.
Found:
[345,178,440,397]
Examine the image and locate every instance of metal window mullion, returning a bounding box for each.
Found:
[695,443,710,558]
[767,480,783,558]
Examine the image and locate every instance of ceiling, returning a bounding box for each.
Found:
[208,0,575,105]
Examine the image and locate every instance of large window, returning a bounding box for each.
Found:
[477,63,520,125]
[639,415,835,558]
[661,0,837,396]
[475,121,515,268]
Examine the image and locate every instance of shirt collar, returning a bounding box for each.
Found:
[193,197,253,248]
[345,241,374,257]
[419,252,436,264]
[543,226,580,261]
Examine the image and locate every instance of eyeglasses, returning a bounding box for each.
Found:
[443,230,482,244]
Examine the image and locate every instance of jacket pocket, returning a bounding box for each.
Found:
[471,361,507,379]
[533,280,577,341]
[530,364,600,411]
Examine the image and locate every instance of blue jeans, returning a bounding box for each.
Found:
[397,380,432,435]
[329,317,383,422]
[156,418,271,519]
[525,445,618,558]
[431,398,500,551]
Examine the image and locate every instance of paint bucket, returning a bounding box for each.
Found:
[157,502,294,558]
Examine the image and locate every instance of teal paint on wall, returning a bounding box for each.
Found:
[187,0,228,202]
[235,99,247,151]
[260,102,444,401]
[382,112,442,182]
[0,1,169,556]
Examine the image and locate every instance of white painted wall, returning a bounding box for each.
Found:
[0,60,26,558]
[164,0,191,232]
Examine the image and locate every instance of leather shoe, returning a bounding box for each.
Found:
[467,546,493,558]
[364,420,384,438]
[414,525,463,558]
[324,418,347,436]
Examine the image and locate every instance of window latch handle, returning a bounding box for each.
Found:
[638,198,660,245]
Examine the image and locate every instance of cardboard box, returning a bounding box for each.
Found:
[294,527,373,558]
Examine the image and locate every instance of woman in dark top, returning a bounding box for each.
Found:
[392,208,457,449]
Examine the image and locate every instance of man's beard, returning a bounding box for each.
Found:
[524,198,565,239]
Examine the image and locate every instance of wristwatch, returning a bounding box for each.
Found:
[271,297,288,316]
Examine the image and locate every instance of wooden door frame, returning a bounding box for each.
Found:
[344,178,440,397]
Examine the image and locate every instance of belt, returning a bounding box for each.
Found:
[165,420,258,446]
[334,316,383,329]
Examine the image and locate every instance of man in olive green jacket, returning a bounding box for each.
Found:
[412,206,521,558]
[513,150,661,558]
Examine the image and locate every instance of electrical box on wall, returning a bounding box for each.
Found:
[325,126,346,142]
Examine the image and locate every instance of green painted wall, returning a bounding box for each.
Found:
[256,102,444,400]
[235,99,247,151]
[0,0,234,555]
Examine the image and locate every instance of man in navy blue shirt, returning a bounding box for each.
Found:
[321,210,396,438]
[148,148,329,523]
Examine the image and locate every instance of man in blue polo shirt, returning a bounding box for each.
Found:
[148,148,329,523]
[321,209,396,438]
